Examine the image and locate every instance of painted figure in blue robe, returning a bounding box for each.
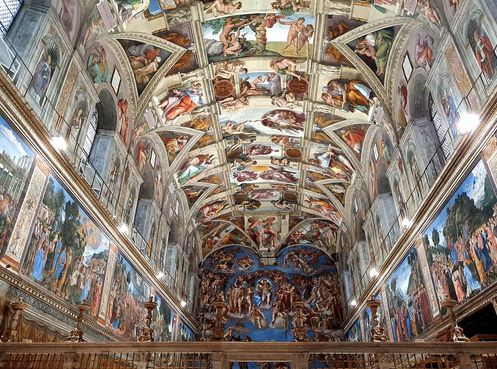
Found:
[440,95,459,137]
[87,46,108,83]
[479,231,493,272]
[460,263,480,293]
[31,240,48,281]
[449,238,458,265]
[52,236,63,270]
[80,273,91,302]
[30,54,52,103]
[54,248,67,281]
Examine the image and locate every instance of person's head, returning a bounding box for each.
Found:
[239,67,248,74]
[230,32,237,41]
[298,17,305,24]
[46,55,52,64]
[271,1,280,9]
[236,2,242,9]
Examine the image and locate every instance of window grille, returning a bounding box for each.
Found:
[0,0,23,38]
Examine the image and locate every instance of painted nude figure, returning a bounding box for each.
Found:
[280,17,306,56]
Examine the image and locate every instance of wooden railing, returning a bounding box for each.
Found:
[0,342,496,369]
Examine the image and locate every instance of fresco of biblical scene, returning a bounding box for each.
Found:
[282,219,339,251]
[147,0,186,15]
[347,319,362,342]
[181,115,216,150]
[307,145,355,181]
[306,166,349,184]
[312,113,344,145]
[202,223,251,255]
[436,71,461,139]
[29,39,59,105]
[114,0,162,23]
[118,40,172,95]
[21,175,109,317]
[234,189,298,212]
[176,154,219,186]
[323,182,349,206]
[158,82,204,124]
[196,198,229,223]
[202,14,315,62]
[423,160,497,307]
[466,13,497,85]
[245,215,282,249]
[322,79,375,114]
[385,247,433,342]
[87,45,109,84]
[56,0,81,43]
[395,76,409,139]
[334,125,368,159]
[158,131,192,166]
[303,195,341,225]
[154,24,199,76]
[178,321,194,341]
[199,173,226,195]
[0,116,35,252]
[348,27,398,83]
[322,16,365,67]
[183,185,208,208]
[153,294,174,341]
[405,0,445,31]
[221,108,306,139]
[79,5,107,52]
[231,166,300,186]
[105,252,154,339]
[199,245,343,341]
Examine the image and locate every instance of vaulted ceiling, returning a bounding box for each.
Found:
[76,0,442,261]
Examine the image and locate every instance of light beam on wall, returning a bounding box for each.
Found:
[458,113,480,134]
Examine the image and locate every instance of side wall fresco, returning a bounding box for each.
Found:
[347,139,497,342]
[0,115,184,341]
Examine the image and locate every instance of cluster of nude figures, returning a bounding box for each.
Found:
[198,265,344,341]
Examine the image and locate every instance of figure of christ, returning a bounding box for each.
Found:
[297,24,314,57]
[205,0,242,17]
[262,280,272,305]
[280,17,306,56]
[220,18,252,57]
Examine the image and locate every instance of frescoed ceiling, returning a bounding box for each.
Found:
[83,0,445,260]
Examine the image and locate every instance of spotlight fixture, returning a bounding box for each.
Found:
[50,137,67,151]
[458,113,479,134]
[118,224,129,233]
[351,300,357,307]
[180,300,187,307]
[370,268,379,278]
[402,218,413,228]
[157,272,164,279]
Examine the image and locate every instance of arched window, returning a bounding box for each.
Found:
[0,0,23,37]
[429,93,451,160]
[82,105,98,158]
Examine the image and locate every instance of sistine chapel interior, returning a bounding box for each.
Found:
[0,0,497,366]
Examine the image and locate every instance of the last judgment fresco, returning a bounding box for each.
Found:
[198,245,343,341]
